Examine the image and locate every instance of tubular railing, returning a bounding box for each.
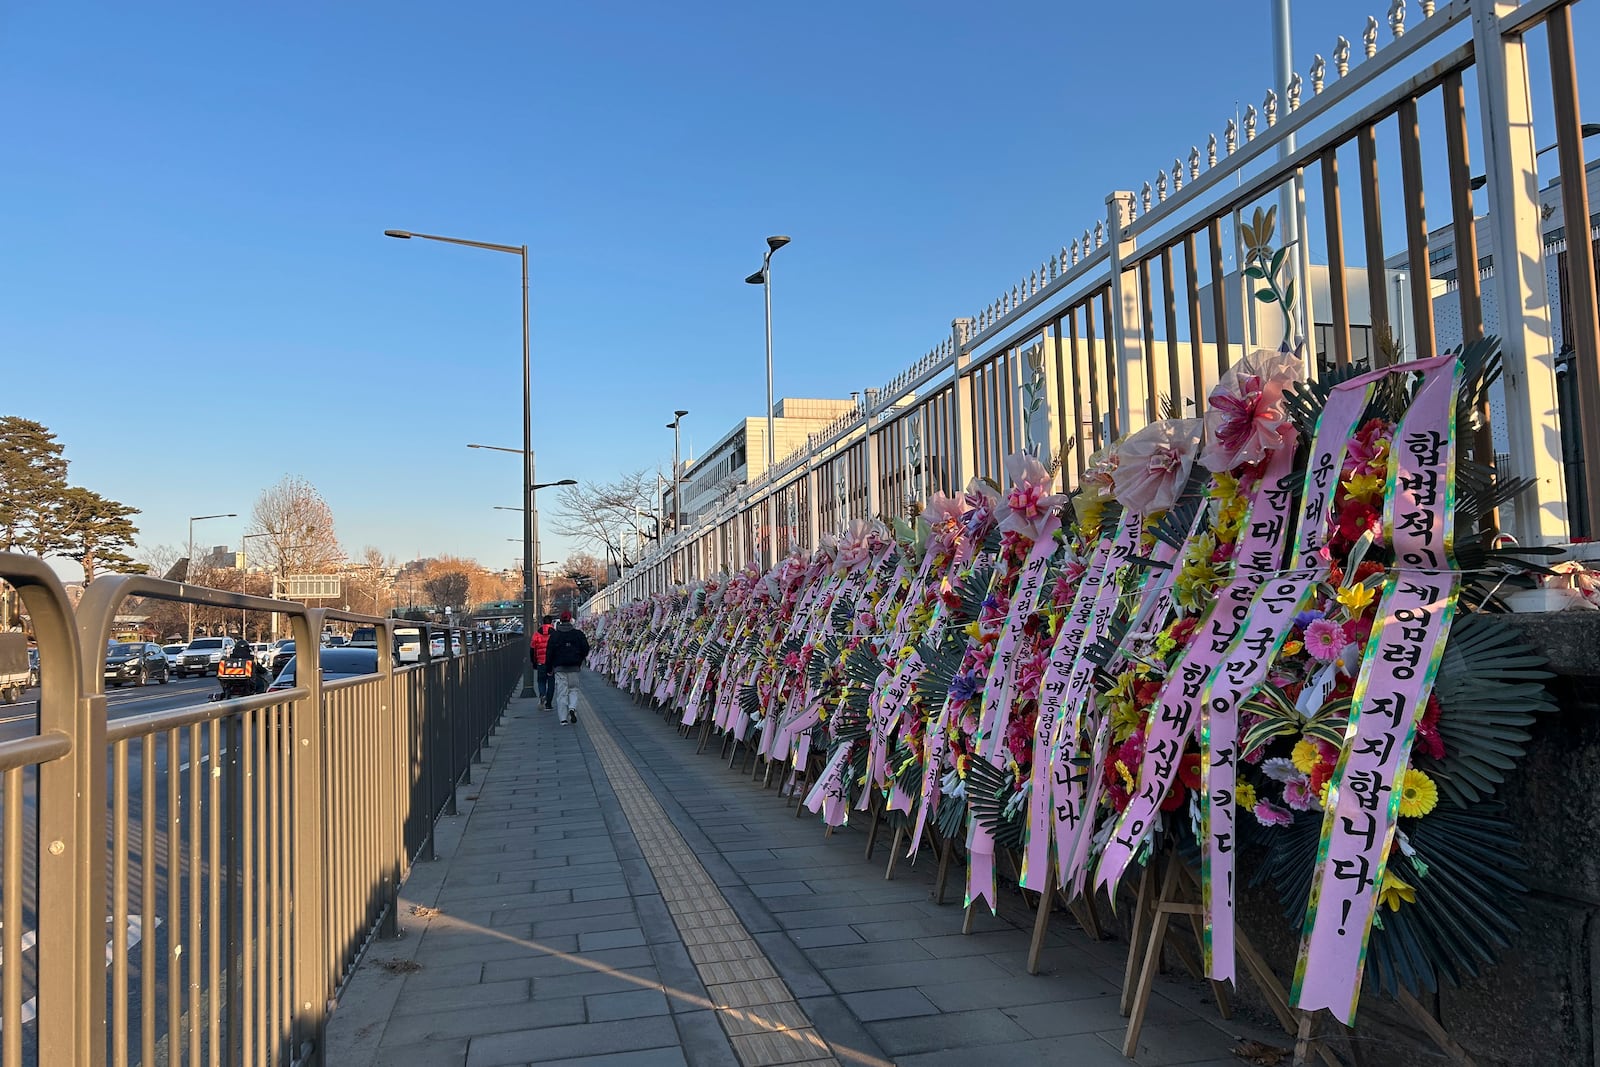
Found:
[0,554,521,1066]
[589,0,1600,614]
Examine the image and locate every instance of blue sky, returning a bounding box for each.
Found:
[2,2,1592,576]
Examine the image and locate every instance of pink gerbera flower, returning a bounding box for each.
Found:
[1303,618,1345,662]
[1253,798,1294,827]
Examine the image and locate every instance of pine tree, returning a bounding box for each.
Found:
[0,416,68,552]
[49,487,147,584]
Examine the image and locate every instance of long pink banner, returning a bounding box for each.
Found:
[1293,357,1461,1024]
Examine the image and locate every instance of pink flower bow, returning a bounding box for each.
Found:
[1199,348,1303,473]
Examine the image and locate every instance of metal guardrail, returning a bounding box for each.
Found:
[0,553,522,1065]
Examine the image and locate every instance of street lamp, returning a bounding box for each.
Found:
[666,410,688,534]
[389,228,534,694]
[185,512,237,640]
[744,236,791,474]
[475,442,576,644]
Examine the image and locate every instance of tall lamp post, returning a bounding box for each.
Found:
[666,410,688,533]
[186,512,237,639]
[744,236,791,474]
[477,444,574,635]
[387,228,534,692]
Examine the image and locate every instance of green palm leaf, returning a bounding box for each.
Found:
[1423,615,1555,806]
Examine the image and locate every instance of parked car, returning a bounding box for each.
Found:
[176,637,234,678]
[268,641,297,674]
[161,644,186,672]
[268,648,380,692]
[105,642,171,688]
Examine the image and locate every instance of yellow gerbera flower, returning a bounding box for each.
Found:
[1398,768,1438,818]
[1283,639,1303,656]
[1336,583,1377,614]
[1291,739,1322,774]
[1378,870,1416,911]
[1235,781,1257,811]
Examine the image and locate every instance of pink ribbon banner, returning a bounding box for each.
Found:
[1293,356,1460,1024]
[978,516,1063,762]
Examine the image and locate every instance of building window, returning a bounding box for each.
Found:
[1314,323,1374,374]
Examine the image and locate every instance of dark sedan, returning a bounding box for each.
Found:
[268,648,380,692]
[269,641,297,675]
[104,642,170,688]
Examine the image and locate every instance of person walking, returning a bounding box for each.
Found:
[529,614,555,709]
[544,611,590,725]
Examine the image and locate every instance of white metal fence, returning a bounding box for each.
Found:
[590,0,1600,613]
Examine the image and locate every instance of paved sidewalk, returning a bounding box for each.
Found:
[326,674,1276,1066]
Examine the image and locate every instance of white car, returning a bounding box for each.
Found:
[395,628,423,664]
[428,633,462,659]
[175,637,235,678]
[162,644,186,671]
[252,642,272,666]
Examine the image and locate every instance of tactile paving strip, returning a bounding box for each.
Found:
[579,697,840,1067]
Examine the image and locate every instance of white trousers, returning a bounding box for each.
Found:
[554,668,581,722]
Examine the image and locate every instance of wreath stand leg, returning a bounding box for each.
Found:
[932,833,956,905]
[883,824,906,880]
[1395,990,1478,1066]
[863,794,884,860]
[1117,857,1159,1012]
[1122,848,1236,1056]
[694,718,713,754]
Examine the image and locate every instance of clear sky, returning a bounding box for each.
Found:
[3,2,1592,577]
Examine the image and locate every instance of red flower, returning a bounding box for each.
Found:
[1178,751,1203,791]
[1160,783,1188,811]
[1415,693,1446,760]
[1337,502,1382,545]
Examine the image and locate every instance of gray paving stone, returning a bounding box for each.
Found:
[483,945,655,983]
[464,1015,682,1066]
[531,966,660,1000]
[578,927,647,951]
[394,977,532,1016]
[380,994,586,1044]
[840,986,942,1022]
[822,954,1011,994]
[585,989,672,1021]
[511,1050,688,1067]
[669,1009,742,1067]
[530,912,643,938]
[785,925,863,948]
[867,1007,1031,1055]
[894,1035,1140,1067]
[803,938,936,970]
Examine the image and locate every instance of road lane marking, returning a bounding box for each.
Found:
[0,916,158,1030]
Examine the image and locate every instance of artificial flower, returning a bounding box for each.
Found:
[1335,583,1377,614]
[1283,639,1303,656]
[997,453,1067,538]
[1261,757,1299,782]
[1303,619,1345,661]
[1340,471,1385,504]
[1283,774,1318,810]
[1178,752,1203,791]
[1377,869,1417,911]
[1199,348,1304,472]
[1235,780,1258,811]
[1253,798,1294,827]
[1398,768,1438,818]
[1112,418,1203,513]
[1291,739,1322,775]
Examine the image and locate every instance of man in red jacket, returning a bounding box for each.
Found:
[529,615,555,709]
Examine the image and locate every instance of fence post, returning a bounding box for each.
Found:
[1473,0,1570,544]
[290,607,330,1064]
[377,618,403,939]
[863,388,882,520]
[1106,190,1149,437]
[950,317,976,487]
[14,560,97,1065]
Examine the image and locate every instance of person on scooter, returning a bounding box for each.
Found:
[217,637,263,699]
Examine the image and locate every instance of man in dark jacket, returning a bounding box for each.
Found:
[544,612,590,725]
[530,616,555,709]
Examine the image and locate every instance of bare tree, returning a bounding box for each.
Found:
[247,476,343,579]
[550,470,662,567]
[562,551,609,589]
